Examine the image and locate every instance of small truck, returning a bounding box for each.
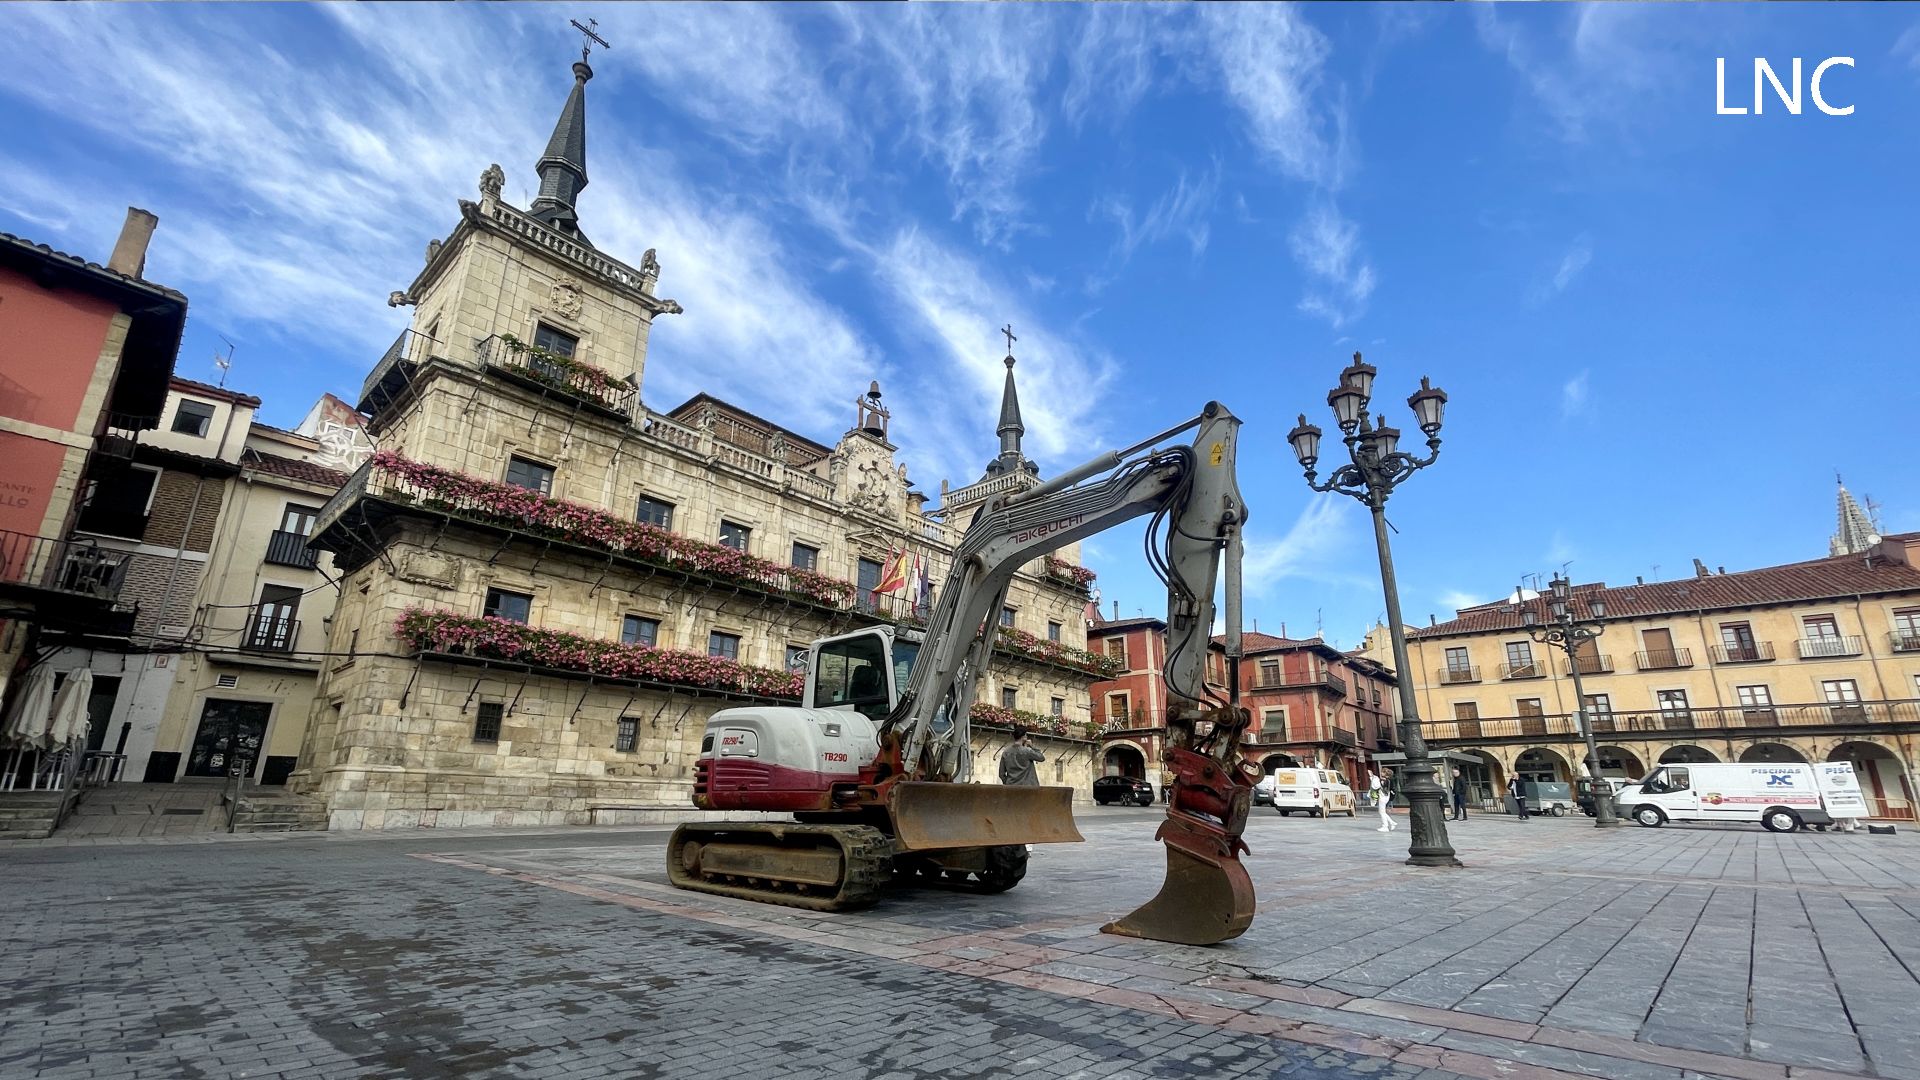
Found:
[1615,761,1867,833]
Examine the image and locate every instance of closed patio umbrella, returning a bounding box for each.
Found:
[2,664,57,750]
[48,668,92,748]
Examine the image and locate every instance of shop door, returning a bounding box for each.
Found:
[186,699,271,778]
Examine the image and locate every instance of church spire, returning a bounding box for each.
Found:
[984,325,1037,479]
[528,57,594,244]
[1830,475,1879,556]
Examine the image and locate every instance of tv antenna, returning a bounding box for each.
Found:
[213,335,236,388]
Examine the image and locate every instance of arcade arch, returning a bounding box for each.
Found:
[1739,742,1808,765]
[1514,747,1574,785]
[1659,745,1719,764]
[1827,740,1916,820]
[1103,744,1147,779]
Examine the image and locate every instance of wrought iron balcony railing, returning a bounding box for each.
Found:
[1567,654,1614,675]
[1438,666,1479,685]
[0,530,130,602]
[1635,648,1693,671]
[1710,642,1775,663]
[1891,631,1920,654]
[1499,661,1544,680]
[1797,635,1863,659]
[262,530,319,570]
[477,334,636,417]
[1419,698,1920,743]
[1251,669,1348,696]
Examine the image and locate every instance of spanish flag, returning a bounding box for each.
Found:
[876,548,913,594]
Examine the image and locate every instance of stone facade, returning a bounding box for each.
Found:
[297,68,1104,829]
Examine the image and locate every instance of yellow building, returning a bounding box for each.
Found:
[1405,533,1920,820]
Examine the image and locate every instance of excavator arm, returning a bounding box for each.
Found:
[877,401,1258,944]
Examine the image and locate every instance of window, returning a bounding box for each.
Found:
[76,463,160,539]
[791,542,819,571]
[1001,687,1019,709]
[785,645,808,671]
[1000,607,1016,629]
[1803,614,1841,640]
[811,633,891,722]
[1504,641,1536,678]
[1643,766,1691,795]
[1736,685,1774,707]
[1516,698,1544,717]
[1657,689,1691,725]
[1452,702,1479,720]
[856,557,884,612]
[1443,647,1473,681]
[504,455,554,494]
[1719,621,1759,660]
[1262,707,1288,737]
[1893,608,1920,651]
[708,631,741,661]
[1371,688,1381,706]
[532,323,578,358]
[1582,693,1612,715]
[1822,679,1861,704]
[621,615,659,647]
[718,521,750,552]
[483,588,532,623]
[1258,658,1281,686]
[246,584,301,652]
[1047,621,1062,643]
[1107,692,1131,725]
[1050,697,1064,717]
[171,399,215,437]
[279,505,320,537]
[1104,637,1127,665]
[636,496,674,530]
[615,717,638,753]
[474,703,503,742]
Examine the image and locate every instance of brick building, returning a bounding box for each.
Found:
[296,53,1107,829]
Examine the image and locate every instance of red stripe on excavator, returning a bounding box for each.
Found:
[698,758,840,811]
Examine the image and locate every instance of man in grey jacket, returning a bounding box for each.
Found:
[998,727,1046,786]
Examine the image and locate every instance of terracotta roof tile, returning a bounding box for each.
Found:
[1414,536,1920,639]
[241,449,349,488]
[170,376,262,407]
[0,229,189,304]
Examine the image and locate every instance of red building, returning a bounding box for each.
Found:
[1087,622,1400,794]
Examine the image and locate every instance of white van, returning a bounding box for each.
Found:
[1615,762,1864,833]
[1265,768,1357,818]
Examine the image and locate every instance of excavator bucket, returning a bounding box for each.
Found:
[1101,827,1255,945]
[888,781,1086,851]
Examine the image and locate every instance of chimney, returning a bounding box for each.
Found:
[1717,566,1725,575]
[1636,575,1643,585]
[106,207,159,278]
[1429,614,1436,626]
[1692,558,1709,579]
[1110,600,1119,620]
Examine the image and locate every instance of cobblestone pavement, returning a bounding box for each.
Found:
[3,806,1916,1080]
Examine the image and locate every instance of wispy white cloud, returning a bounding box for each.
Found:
[1474,6,1673,144]
[1553,236,1593,291]
[1243,496,1369,595]
[1438,588,1496,613]
[1199,5,1341,186]
[1086,164,1220,292]
[1289,203,1377,328]
[1560,370,1591,419]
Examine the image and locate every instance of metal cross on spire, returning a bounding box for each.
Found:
[1000,323,1017,356]
[570,17,610,63]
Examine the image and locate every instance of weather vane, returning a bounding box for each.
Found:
[1000,323,1017,356]
[570,17,610,64]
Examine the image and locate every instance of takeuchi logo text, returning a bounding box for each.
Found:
[1013,513,1084,545]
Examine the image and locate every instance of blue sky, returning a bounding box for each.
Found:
[2,4,1915,647]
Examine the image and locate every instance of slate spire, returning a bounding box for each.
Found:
[1829,476,1878,556]
[528,59,593,244]
[984,347,1037,479]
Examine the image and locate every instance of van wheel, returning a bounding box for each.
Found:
[1308,806,1323,819]
[1277,808,1290,816]
[1763,808,1802,833]
[1634,805,1666,828]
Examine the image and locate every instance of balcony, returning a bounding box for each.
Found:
[1251,669,1348,696]
[262,530,319,570]
[1566,654,1614,676]
[1499,661,1545,680]
[477,334,636,419]
[0,531,135,636]
[1891,632,1920,654]
[357,327,431,417]
[1635,648,1693,671]
[1797,635,1863,659]
[241,614,299,654]
[1438,666,1479,685]
[1710,642,1775,664]
[1418,698,1920,744]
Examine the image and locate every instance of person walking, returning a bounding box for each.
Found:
[998,727,1046,787]
[1450,767,1469,821]
[1374,769,1396,832]
[1508,774,1529,821]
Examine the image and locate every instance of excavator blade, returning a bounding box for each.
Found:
[1102,828,1256,946]
[888,781,1086,851]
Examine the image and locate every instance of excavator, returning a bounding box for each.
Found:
[667,402,1260,945]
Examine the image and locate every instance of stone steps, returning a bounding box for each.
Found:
[0,792,79,839]
[233,794,329,833]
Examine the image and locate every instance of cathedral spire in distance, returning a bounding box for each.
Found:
[984,324,1037,479]
[529,22,607,245]
[1830,475,1879,556]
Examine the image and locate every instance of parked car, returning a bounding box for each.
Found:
[1093,775,1157,806]
[1252,778,1274,806]
[1267,768,1358,818]
[1575,777,1632,817]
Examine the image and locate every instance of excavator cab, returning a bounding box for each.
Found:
[803,627,919,725]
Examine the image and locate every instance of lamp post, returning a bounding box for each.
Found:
[1287,355,1461,868]
[1523,574,1624,828]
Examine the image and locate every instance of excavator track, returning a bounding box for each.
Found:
[667,822,891,912]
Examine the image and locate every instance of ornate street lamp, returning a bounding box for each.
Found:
[1288,353,1461,868]
[1525,573,1624,828]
